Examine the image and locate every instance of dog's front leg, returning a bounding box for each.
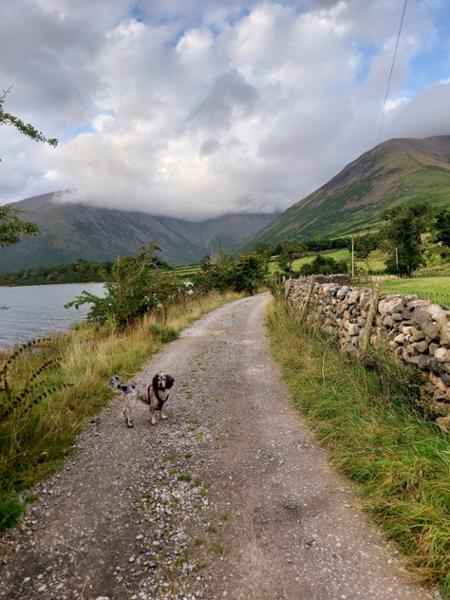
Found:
[124,395,134,428]
[149,407,157,425]
[160,408,168,420]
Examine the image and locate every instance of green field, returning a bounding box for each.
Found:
[379,276,450,306]
[268,246,450,305]
[170,264,200,278]
[269,248,387,274]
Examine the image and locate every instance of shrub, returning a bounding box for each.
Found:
[299,254,348,276]
[66,242,189,327]
[232,253,267,295]
[194,250,267,295]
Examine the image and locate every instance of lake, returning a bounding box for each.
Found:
[0,283,104,348]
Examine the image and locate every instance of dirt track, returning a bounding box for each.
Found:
[0,293,439,600]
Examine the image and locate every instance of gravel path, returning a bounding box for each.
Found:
[0,293,439,600]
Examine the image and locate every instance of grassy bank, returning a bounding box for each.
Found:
[0,291,240,531]
[266,301,450,598]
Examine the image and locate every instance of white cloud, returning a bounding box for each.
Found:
[1,0,448,219]
[384,96,411,112]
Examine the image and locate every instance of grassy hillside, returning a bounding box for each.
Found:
[241,135,450,251]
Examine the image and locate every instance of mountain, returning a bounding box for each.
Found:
[239,135,450,251]
[0,193,278,271]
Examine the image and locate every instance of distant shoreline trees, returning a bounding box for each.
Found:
[0,256,171,286]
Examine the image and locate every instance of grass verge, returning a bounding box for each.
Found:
[266,300,450,598]
[0,291,241,531]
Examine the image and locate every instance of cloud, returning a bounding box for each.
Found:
[1,0,449,219]
[189,69,258,130]
[385,81,450,139]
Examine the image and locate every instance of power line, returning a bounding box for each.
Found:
[373,0,409,159]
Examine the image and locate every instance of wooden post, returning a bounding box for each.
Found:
[351,235,355,278]
[359,287,380,356]
[300,279,315,324]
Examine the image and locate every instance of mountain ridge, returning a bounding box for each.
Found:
[0,193,278,270]
[239,134,450,251]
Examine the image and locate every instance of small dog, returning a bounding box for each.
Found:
[109,373,175,427]
[109,376,138,428]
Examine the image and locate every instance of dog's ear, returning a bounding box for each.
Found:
[165,374,175,389]
[152,374,159,389]
[109,375,120,389]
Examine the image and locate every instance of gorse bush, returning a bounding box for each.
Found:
[232,254,268,294]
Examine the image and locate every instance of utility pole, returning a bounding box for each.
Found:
[395,247,399,275]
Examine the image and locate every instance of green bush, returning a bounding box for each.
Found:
[66,243,188,327]
[194,250,267,295]
[299,254,348,276]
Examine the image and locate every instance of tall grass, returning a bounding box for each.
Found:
[267,301,450,598]
[0,291,240,531]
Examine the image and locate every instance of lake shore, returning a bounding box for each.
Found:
[0,282,104,348]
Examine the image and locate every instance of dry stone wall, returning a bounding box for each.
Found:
[285,276,450,433]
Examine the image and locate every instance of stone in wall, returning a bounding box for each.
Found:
[285,276,450,432]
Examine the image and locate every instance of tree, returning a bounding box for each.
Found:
[349,233,380,259]
[232,253,267,295]
[276,241,306,275]
[0,88,58,157]
[253,242,271,261]
[435,209,450,248]
[382,203,433,276]
[0,205,38,247]
[299,254,348,276]
[195,251,235,294]
[1,88,58,247]
[65,242,182,327]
